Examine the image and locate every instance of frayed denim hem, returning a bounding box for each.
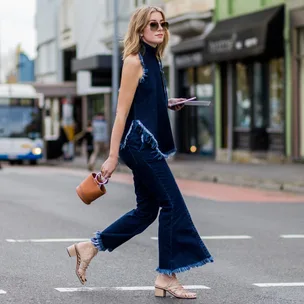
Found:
[156,257,214,276]
[91,231,107,252]
[138,53,148,83]
[120,119,176,160]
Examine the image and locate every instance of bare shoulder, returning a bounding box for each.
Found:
[123,54,141,69]
[122,54,142,81]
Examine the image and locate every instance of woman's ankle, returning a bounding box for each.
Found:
[156,273,177,283]
[78,241,97,252]
[158,273,176,278]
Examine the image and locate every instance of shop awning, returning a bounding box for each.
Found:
[72,55,113,73]
[203,5,284,63]
[33,82,77,97]
[72,55,123,87]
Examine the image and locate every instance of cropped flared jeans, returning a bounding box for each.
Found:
[91,132,213,275]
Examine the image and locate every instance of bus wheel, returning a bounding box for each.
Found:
[29,160,37,165]
[9,160,16,165]
[16,160,23,165]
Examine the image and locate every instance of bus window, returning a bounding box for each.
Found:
[0,98,42,139]
[0,98,10,137]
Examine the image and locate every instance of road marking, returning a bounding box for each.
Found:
[202,235,252,240]
[254,283,304,288]
[55,285,210,292]
[151,235,252,241]
[6,236,252,243]
[280,235,304,239]
[6,238,90,243]
[0,290,7,294]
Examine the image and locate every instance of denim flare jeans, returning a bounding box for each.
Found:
[91,130,214,275]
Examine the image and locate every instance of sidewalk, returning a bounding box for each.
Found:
[45,156,304,194]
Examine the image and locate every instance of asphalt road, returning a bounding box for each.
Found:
[0,165,304,304]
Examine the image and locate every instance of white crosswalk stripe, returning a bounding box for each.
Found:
[9,233,304,244]
[0,290,7,294]
[8,234,304,244]
[55,285,210,292]
[254,283,304,287]
[6,238,90,243]
[280,234,304,239]
[151,235,252,240]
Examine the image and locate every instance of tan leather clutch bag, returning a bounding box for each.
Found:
[76,172,108,205]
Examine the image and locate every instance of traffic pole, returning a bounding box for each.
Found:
[111,0,119,127]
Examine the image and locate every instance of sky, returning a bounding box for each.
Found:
[0,0,36,81]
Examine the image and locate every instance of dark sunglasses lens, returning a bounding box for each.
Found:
[161,22,169,30]
[150,22,158,31]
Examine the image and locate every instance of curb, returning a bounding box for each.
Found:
[42,160,304,195]
[162,168,304,194]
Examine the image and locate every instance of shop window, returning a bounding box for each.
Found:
[253,62,266,128]
[196,66,213,100]
[196,66,214,155]
[233,59,284,152]
[63,48,76,82]
[269,58,284,130]
[88,95,105,123]
[297,28,304,157]
[180,68,195,153]
[177,66,215,156]
[235,63,251,128]
[186,67,195,96]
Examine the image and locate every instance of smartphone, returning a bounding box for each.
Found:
[169,97,197,107]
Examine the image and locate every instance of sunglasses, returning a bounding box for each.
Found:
[149,21,169,32]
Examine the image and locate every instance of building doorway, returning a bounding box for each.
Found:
[177,65,215,156]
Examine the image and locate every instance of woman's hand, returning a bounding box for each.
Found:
[168,98,186,111]
[100,156,118,180]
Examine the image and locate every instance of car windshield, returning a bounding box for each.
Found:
[0,98,42,139]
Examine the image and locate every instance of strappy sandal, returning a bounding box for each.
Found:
[155,277,197,299]
[67,243,98,285]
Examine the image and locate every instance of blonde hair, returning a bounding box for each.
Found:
[122,6,169,60]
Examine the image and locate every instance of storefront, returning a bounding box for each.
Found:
[174,51,215,156]
[170,19,215,157]
[290,7,304,161]
[204,5,285,160]
[33,82,79,160]
[72,54,121,126]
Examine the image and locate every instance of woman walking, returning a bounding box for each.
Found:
[67,6,213,299]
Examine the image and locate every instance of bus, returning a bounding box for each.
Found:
[0,84,44,165]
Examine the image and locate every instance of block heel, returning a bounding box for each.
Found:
[155,287,166,297]
[66,244,76,257]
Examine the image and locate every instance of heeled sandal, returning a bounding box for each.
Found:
[67,243,98,285]
[155,278,197,299]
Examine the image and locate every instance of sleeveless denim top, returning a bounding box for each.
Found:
[120,41,176,159]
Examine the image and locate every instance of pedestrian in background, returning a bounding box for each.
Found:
[87,112,108,171]
[67,5,213,300]
[75,122,94,165]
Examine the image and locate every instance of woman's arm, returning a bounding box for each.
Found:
[101,55,142,179]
